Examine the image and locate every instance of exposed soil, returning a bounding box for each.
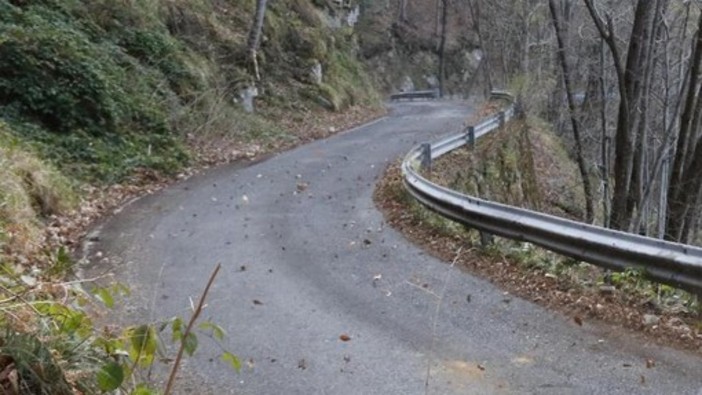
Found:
[373,135,702,357]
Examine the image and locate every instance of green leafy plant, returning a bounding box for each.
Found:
[0,261,239,394]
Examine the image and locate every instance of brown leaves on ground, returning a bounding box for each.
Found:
[373,162,702,355]
[0,355,19,395]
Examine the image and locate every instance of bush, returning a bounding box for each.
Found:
[0,1,189,181]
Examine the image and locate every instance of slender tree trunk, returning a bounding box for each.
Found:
[247,0,268,81]
[438,0,449,97]
[468,0,493,94]
[434,0,441,47]
[398,0,407,23]
[548,0,595,223]
[599,38,611,227]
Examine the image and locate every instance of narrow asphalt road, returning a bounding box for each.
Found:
[88,101,702,394]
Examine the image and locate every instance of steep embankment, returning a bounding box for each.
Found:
[0,0,379,264]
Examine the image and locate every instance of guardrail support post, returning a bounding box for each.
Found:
[420,143,432,172]
[479,231,494,247]
[498,111,506,128]
[467,126,475,149]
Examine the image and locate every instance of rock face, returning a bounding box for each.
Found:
[321,1,360,29]
[400,76,415,92]
[346,5,360,26]
[424,74,438,89]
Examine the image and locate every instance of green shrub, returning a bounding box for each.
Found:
[0,1,189,181]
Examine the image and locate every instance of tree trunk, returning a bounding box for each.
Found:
[398,0,407,23]
[666,10,702,241]
[584,0,659,231]
[468,0,493,94]
[438,0,449,97]
[549,0,595,223]
[247,0,268,81]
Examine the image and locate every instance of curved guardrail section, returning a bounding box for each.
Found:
[401,92,702,295]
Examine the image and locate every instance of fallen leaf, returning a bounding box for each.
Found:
[253,300,263,305]
[477,363,486,371]
[339,334,351,342]
[574,316,583,326]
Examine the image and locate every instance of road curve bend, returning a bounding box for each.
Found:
[88,101,702,395]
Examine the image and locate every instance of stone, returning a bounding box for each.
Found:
[642,314,660,327]
[599,285,616,295]
[346,5,360,26]
[310,61,323,85]
[239,85,259,113]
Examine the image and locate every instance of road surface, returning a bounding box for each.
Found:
[87,101,702,394]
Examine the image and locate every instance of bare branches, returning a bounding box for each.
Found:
[163,263,222,395]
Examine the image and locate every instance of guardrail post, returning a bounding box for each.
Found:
[479,231,494,247]
[498,111,506,128]
[467,126,475,149]
[420,143,432,172]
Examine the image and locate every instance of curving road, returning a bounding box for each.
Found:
[88,101,702,394]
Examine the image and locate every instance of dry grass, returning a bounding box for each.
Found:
[0,124,76,262]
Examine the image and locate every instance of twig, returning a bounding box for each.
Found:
[404,280,440,299]
[424,247,462,395]
[163,263,222,395]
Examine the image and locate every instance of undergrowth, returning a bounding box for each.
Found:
[0,257,238,394]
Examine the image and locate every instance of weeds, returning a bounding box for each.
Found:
[0,260,239,394]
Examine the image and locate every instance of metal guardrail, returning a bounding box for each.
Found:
[401,92,702,295]
[390,90,440,101]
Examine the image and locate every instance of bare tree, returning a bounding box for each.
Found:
[583,0,662,231]
[548,0,595,223]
